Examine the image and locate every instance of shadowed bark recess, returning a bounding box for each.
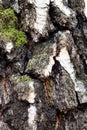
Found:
[0,0,87,130]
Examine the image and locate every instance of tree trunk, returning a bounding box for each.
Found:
[0,0,87,130]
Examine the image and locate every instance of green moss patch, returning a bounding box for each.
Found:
[0,8,27,46]
[1,28,26,46]
[0,8,17,30]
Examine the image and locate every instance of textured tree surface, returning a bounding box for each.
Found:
[0,0,87,130]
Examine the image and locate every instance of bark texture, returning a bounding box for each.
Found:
[0,0,87,130]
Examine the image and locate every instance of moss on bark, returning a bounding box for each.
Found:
[0,7,27,46]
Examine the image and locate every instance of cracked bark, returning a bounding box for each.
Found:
[0,0,87,130]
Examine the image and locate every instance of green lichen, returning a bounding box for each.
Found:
[0,8,27,46]
[20,75,32,82]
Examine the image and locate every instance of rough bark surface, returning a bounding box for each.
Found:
[0,0,87,130]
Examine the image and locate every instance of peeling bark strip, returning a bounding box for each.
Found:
[30,0,50,42]
[28,105,37,130]
[0,0,87,130]
[34,0,50,33]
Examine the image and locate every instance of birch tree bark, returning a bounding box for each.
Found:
[0,0,87,130]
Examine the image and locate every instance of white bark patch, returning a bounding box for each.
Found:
[51,0,74,17]
[84,0,87,17]
[28,81,36,104]
[56,46,87,103]
[27,0,34,4]
[6,42,14,53]
[28,81,37,129]
[34,0,50,34]
[28,105,37,130]
[43,43,57,77]
[34,0,50,8]
[56,46,76,82]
